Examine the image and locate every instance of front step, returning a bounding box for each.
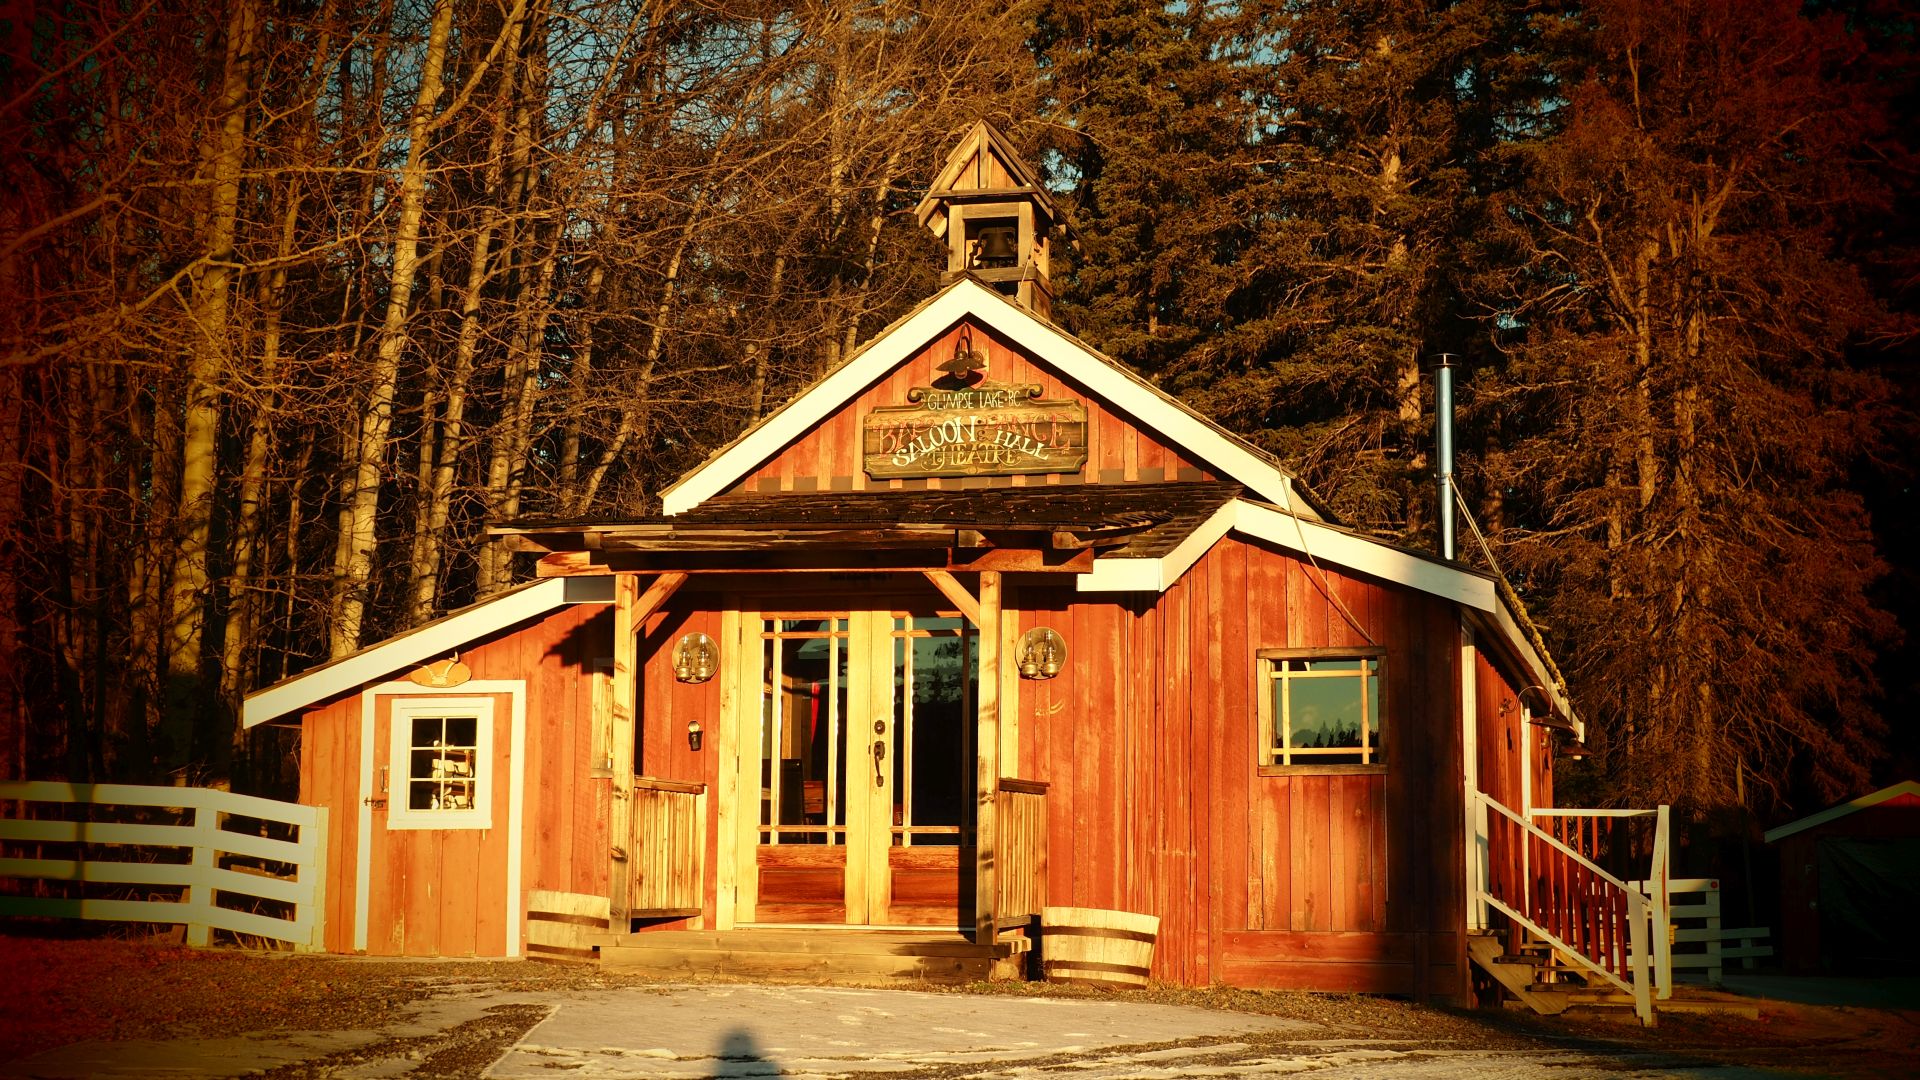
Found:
[1468,933,1570,1016]
[596,929,1004,985]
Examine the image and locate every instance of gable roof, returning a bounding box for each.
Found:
[1764,781,1920,843]
[913,120,1060,235]
[659,277,1317,516]
[240,576,614,728]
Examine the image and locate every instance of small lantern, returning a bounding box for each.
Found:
[1017,627,1066,680]
[686,718,704,753]
[673,632,717,683]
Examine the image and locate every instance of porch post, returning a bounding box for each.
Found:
[609,574,640,927]
[974,570,1002,946]
[607,571,690,929]
[1461,622,1487,932]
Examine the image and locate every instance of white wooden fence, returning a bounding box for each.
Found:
[1631,877,1773,984]
[0,781,328,949]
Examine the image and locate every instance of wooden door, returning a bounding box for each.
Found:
[366,692,513,956]
[735,608,976,928]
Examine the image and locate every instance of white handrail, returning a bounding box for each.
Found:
[1474,791,1654,1024]
[1482,794,1640,894]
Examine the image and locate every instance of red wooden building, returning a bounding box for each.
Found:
[245,124,1650,1011]
[1765,781,1920,973]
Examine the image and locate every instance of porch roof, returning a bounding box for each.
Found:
[495,482,1245,559]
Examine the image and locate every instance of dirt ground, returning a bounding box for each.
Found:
[3,934,1917,1079]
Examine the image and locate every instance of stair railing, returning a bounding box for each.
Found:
[1530,805,1672,998]
[1473,791,1653,1024]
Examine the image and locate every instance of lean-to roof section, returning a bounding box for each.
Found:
[240,576,613,727]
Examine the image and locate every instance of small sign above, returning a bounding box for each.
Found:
[863,382,1089,479]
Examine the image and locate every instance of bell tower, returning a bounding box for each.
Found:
[915,121,1064,320]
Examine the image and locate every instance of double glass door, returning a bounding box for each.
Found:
[741,608,976,927]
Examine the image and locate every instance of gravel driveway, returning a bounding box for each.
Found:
[3,938,1916,1079]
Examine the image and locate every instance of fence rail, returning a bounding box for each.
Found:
[1628,877,1772,984]
[0,781,328,949]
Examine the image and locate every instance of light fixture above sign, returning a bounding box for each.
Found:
[861,330,1088,480]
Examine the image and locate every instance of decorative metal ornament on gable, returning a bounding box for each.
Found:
[862,331,1088,479]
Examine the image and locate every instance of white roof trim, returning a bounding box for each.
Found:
[1078,499,1495,609]
[660,279,1300,515]
[1075,498,1580,730]
[1076,501,1236,593]
[1764,781,1920,844]
[242,576,614,727]
[1231,502,1497,612]
[1484,601,1580,738]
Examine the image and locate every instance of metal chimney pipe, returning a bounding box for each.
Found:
[1432,354,1459,561]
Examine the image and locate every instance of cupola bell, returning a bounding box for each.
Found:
[915,121,1064,319]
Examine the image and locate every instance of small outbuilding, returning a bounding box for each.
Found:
[1765,780,1920,973]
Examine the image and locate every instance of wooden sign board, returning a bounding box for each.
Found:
[863,383,1088,479]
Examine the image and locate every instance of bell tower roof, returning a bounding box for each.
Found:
[915,121,1064,318]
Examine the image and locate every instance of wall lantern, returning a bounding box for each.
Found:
[1017,627,1066,680]
[687,718,704,753]
[673,632,717,683]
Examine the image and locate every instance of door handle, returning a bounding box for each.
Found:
[872,740,886,787]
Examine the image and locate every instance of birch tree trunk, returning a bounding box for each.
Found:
[328,0,454,658]
[168,0,259,691]
[405,55,517,625]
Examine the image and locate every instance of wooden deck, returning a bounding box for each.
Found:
[593,929,1017,984]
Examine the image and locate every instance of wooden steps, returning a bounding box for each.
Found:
[596,929,1005,984]
[1468,932,1570,1015]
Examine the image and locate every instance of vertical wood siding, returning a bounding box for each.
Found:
[1015,536,1469,1001]
[738,320,1216,493]
[299,601,617,956]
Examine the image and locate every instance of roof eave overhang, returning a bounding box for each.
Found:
[1078,498,1583,737]
[1763,780,1920,843]
[240,576,615,729]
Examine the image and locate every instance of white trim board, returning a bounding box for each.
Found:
[1074,498,1578,729]
[1075,499,1496,612]
[355,680,527,957]
[660,278,1304,514]
[245,576,613,728]
[1764,780,1920,844]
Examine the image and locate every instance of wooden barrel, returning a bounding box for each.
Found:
[1040,906,1159,987]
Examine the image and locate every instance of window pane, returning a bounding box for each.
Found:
[404,714,480,812]
[1291,676,1365,749]
[1269,656,1382,765]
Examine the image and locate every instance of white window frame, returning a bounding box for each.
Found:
[1257,647,1386,775]
[387,696,495,830]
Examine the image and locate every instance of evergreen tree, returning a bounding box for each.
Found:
[1479,0,1903,808]
[1037,0,1550,537]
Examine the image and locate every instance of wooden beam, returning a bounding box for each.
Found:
[534,551,609,577]
[607,572,689,928]
[594,549,1093,575]
[608,575,641,927]
[922,570,983,626]
[974,570,1002,947]
[632,571,690,626]
[950,548,1094,573]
